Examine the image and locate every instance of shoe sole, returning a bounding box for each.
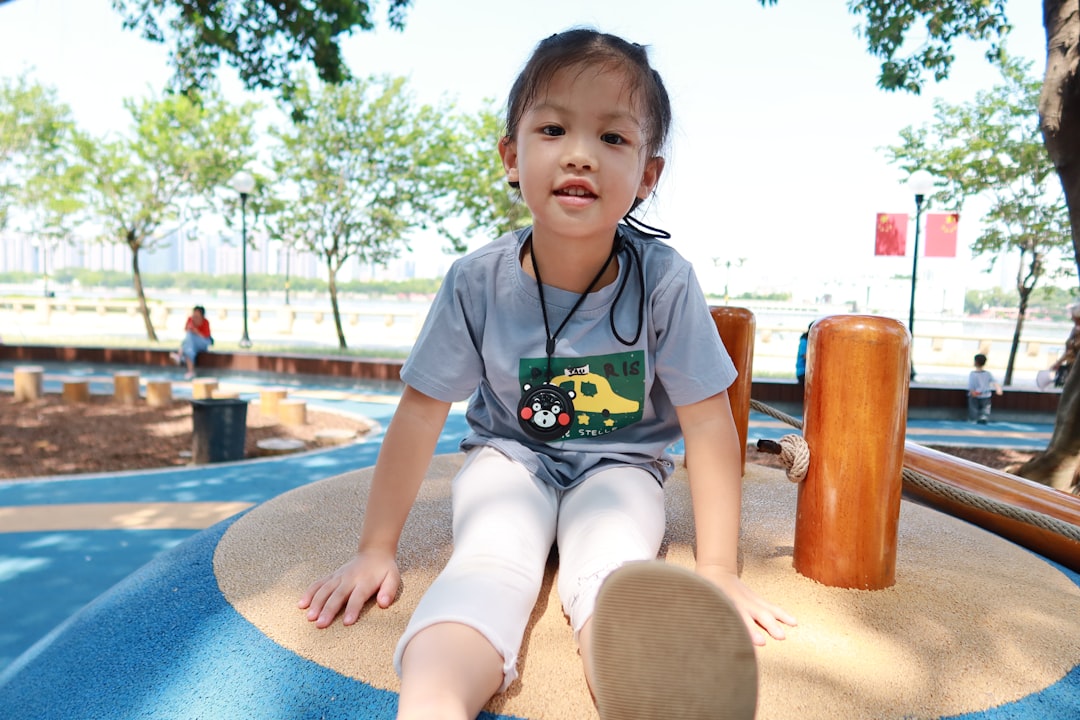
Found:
[590,561,758,720]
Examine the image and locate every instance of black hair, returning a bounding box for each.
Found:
[193,305,206,315]
[974,353,987,367]
[503,28,672,208]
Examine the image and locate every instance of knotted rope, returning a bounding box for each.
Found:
[748,399,1080,544]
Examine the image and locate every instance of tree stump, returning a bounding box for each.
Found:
[278,399,307,426]
[212,390,241,400]
[146,381,173,408]
[62,380,90,404]
[13,366,44,402]
[191,378,218,400]
[259,388,289,417]
[256,438,306,456]
[314,429,357,446]
[113,371,140,406]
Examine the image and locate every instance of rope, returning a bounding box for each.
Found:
[748,398,1080,544]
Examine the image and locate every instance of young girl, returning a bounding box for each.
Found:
[299,29,795,720]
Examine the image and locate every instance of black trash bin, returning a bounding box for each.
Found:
[190,398,249,464]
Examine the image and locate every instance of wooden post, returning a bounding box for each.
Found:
[13,366,44,402]
[62,380,90,404]
[278,399,307,426]
[709,307,756,475]
[191,378,218,400]
[113,371,140,406]
[146,381,173,407]
[259,388,289,417]
[794,315,910,590]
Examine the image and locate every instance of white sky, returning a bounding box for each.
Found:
[0,0,1052,297]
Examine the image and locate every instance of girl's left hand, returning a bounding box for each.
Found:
[696,563,797,646]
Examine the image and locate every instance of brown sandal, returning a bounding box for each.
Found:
[590,561,758,720]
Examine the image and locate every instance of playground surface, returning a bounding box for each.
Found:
[0,360,1076,719]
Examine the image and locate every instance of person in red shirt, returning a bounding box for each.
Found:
[171,305,213,379]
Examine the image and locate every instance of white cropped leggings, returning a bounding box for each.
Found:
[393,446,667,692]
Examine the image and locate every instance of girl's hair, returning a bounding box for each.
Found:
[504,28,672,164]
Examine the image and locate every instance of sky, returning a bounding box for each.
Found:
[0,0,1053,300]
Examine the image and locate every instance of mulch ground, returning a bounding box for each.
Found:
[1,391,1037,481]
[1,392,378,480]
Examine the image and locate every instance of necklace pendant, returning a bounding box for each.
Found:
[518,381,576,442]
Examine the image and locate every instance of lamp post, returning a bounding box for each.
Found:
[230,170,256,348]
[906,170,934,380]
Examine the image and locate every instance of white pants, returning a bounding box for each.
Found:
[393,446,667,692]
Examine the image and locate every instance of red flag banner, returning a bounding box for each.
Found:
[925,212,959,257]
[874,213,908,256]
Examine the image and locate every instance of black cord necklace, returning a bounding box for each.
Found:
[517,231,617,442]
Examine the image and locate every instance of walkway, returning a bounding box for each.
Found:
[0,361,1073,719]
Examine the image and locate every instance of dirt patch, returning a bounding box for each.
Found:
[1,392,379,481]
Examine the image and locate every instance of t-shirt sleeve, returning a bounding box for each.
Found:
[400,263,485,402]
[651,263,737,406]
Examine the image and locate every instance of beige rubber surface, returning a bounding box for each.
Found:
[215,455,1080,719]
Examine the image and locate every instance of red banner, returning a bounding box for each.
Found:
[925,212,959,257]
[874,213,908,256]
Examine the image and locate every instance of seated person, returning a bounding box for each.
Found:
[171,305,213,379]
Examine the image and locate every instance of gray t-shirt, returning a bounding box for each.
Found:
[401,226,737,489]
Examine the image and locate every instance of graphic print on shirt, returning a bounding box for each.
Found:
[519,350,645,441]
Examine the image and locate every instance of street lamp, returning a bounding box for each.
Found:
[230,170,256,348]
[906,170,934,379]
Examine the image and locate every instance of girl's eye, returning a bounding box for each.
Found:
[601,133,625,145]
[541,125,564,137]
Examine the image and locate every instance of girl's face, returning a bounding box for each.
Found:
[500,64,663,246]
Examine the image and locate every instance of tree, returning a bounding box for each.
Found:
[77,87,259,340]
[109,0,412,100]
[435,101,531,248]
[265,74,460,349]
[766,0,1080,490]
[886,58,1073,386]
[0,74,77,232]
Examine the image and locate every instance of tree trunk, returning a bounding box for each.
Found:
[1004,289,1030,386]
[1021,0,1080,486]
[327,257,346,349]
[129,238,158,342]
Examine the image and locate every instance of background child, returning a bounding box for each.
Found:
[170,305,212,379]
[299,28,794,720]
[968,352,1003,424]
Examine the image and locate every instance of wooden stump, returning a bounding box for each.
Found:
[113,371,140,406]
[259,388,289,417]
[13,366,44,402]
[256,438,306,456]
[146,381,173,408]
[62,380,90,404]
[191,378,218,400]
[278,399,307,426]
[314,429,357,446]
[212,390,241,400]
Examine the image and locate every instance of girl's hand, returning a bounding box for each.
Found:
[298,548,401,629]
[696,563,797,646]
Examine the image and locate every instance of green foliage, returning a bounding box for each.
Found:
[789,0,1011,94]
[264,73,464,347]
[966,286,1079,320]
[0,74,81,232]
[887,57,1072,278]
[109,0,412,100]
[435,101,531,247]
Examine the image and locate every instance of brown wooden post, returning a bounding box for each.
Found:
[146,381,173,407]
[113,371,140,406]
[13,366,44,402]
[62,380,90,404]
[191,378,218,400]
[278,399,307,426]
[259,388,289,416]
[794,315,910,589]
[709,306,756,474]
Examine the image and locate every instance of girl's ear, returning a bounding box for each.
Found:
[637,156,665,200]
[499,136,520,185]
